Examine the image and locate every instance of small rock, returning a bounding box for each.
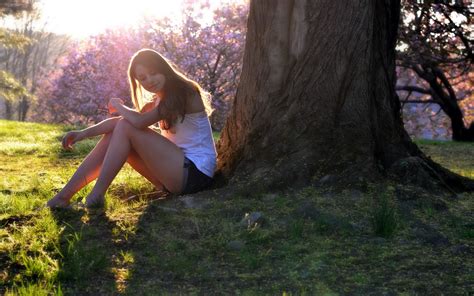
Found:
[240,212,264,227]
[227,240,245,251]
[317,175,338,186]
[179,196,210,210]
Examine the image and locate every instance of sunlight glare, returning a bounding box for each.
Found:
[40,0,225,39]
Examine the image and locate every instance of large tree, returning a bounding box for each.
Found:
[217,0,472,192]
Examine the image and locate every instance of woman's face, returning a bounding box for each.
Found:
[134,64,166,93]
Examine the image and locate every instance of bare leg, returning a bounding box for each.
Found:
[47,133,164,207]
[47,134,112,207]
[85,119,184,206]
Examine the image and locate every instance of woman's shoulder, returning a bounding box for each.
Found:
[186,90,205,114]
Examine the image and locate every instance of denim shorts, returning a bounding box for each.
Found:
[182,157,213,194]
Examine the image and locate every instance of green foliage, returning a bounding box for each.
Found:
[0,70,31,103]
[0,27,31,49]
[371,191,398,238]
[0,25,32,106]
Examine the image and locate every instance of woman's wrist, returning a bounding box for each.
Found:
[78,129,88,140]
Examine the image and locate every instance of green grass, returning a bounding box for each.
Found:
[1,119,473,295]
[371,190,398,238]
[415,139,474,179]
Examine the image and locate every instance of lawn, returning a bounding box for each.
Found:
[1,119,473,295]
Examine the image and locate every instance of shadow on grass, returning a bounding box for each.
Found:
[50,207,118,295]
[46,187,471,294]
[121,191,356,294]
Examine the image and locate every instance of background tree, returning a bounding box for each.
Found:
[396,0,473,141]
[217,0,472,191]
[0,0,33,118]
[1,0,70,121]
[35,0,248,128]
[142,0,248,130]
[33,29,142,124]
[0,0,32,15]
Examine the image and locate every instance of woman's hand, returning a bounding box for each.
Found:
[108,98,125,115]
[61,130,83,150]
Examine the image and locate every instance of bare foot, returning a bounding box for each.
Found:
[85,193,105,208]
[46,194,70,208]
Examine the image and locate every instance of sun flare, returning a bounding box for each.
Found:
[40,0,225,39]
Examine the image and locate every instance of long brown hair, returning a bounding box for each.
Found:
[128,49,211,130]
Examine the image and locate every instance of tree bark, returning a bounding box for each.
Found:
[217,0,473,192]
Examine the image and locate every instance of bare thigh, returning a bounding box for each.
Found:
[126,150,164,189]
[118,120,185,193]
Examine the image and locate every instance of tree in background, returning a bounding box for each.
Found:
[0,0,33,118]
[396,0,473,141]
[34,29,142,124]
[34,0,248,128]
[0,0,32,15]
[140,0,248,130]
[1,2,70,121]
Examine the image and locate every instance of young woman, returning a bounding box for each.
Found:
[47,49,217,208]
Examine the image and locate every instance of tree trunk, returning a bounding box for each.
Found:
[217,0,473,192]
[4,100,13,120]
[17,95,29,121]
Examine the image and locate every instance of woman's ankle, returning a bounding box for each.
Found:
[85,193,105,207]
[46,194,71,208]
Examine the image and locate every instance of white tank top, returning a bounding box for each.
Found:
[161,111,217,177]
[160,111,217,178]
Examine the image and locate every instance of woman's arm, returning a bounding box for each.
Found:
[110,99,162,129]
[61,116,121,150]
[80,116,122,138]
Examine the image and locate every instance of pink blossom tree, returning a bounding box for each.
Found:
[141,0,248,130]
[34,28,143,124]
[396,0,473,141]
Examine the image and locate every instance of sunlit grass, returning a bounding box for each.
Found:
[415,139,474,179]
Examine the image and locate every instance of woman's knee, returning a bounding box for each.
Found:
[114,118,135,135]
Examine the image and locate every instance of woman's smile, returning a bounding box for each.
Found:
[135,64,166,93]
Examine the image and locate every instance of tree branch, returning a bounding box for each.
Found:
[396,85,431,95]
[403,100,436,104]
